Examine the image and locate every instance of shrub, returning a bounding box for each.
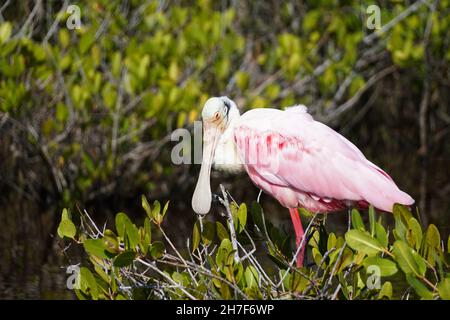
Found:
[58,188,450,300]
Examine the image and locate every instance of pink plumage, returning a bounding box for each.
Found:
[233,106,414,213]
[192,97,414,267]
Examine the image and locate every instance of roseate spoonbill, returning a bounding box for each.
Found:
[192,96,414,267]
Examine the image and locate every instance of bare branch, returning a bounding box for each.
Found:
[219,184,240,263]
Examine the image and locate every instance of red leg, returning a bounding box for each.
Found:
[289,208,305,267]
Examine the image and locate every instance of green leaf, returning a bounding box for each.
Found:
[151,200,162,225]
[115,212,139,250]
[103,231,119,253]
[296,208,312,220]
[406,274,433,300]
[312,247,323,266]
[58,29,70,48]
[327,232,337,252]
[375,222,388,248]
[111,52,122,77]
[83,239,116,259]
[79,267,99,300]
[58,54,71,71]
[392,240,426,277]
[94,265,109,284]
[231,202,239,230]
[235,71,250,91]
[144,217,152,244]
[291,271,308,293]
[349,75,365,96]
[192,221,200,252]
[378,281,393,300]
[244,266,259,288]
[57,218,76,239]
[351,209,365,231]
[437,278,450,300]
[368,206,376,236]
[115,294,127,300]
[61,208,70,220]
[251,201,264,232]
[150,241,165,259]
[219,238,233,254]
[280,270,291,290]
[345,229,385,256]
[412,250,427,276]
[338,273,350,300]
[172,271,188,286]
[57,209,76,239]
[393,204,412,222]
[162,201,170,218]
[82,153,95,174]
[216,221,229,241]
[393,212,407,241]
[138,228,149,255]
[113,251,136,267]
[115,212,128,239]
[125,219,139,250]
[363,256,398,277]
[138,55,151,79]
[216,239,233,268]
[448,235,450,254]
[424,224,441,265]
[152,200,161,217]
[425,224,441,249]
[168,61,179,82]
[201,221,215,245]
[141,195,152,218]
[407,217,422,251]
[237,203,247,233]
[79,30,95,54]
[434,250,445,280]
[309,230,320,250]
[56,102,69,122]
[0,22,12,43]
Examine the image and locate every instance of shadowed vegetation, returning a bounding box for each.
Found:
[58,194,450,300]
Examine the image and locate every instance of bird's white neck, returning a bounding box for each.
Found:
[212,113,245,174]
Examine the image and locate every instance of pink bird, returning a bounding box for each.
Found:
[192,96,414,267]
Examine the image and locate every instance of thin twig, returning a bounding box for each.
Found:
[219,184,240,262]
[136,258,197,300]
[158,226,199,286]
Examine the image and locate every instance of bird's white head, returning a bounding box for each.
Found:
[201,96,238,124]
[192,96,239,215]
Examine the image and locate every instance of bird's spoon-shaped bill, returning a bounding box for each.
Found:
[192,124,221,215]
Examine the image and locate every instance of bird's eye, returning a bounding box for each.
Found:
[223,100,231,117]
[213,112,220,120]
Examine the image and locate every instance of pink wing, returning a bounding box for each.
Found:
[233,107,414,213]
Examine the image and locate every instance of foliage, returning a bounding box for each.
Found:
[58,195,450,300]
